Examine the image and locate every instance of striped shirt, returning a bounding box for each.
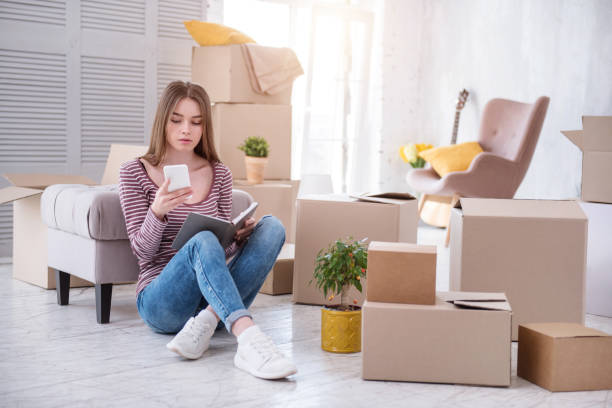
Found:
[118,159,237,295]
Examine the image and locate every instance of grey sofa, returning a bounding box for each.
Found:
[41,184,253,324]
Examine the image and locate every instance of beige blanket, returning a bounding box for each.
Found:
[240,44,304,95]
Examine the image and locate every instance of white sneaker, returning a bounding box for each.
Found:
[166,311,216,359]
[234,325,297,380]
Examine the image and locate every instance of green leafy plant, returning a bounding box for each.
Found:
[310,237,368,310]
[238,136,269,158]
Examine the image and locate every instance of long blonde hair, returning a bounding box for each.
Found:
[142,81,219,166]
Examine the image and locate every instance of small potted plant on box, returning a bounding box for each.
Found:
[310,237,368,353]
[238,136,269,184]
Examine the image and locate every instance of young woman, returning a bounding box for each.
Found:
[118,81,296,380]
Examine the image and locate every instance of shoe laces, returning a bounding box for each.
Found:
[185,318,211,345]
[249,331,284,362]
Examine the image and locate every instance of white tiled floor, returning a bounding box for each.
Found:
[0,225,610,407]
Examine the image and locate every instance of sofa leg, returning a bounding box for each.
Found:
[55,270,70,305]
[95,283,113,324]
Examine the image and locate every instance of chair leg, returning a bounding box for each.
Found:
[444,194,461,247]
[418,193,428,216]
[55,269,70,305]
[95,283,113,324]
[450,193,461,208]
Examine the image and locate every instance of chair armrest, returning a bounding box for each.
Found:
[41,184,128,240]
[466,152,517,174]
[443,152,519,198]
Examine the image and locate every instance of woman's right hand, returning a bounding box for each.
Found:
[151,179,193,220]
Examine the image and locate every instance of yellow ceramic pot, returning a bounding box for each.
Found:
[321,308,361,353]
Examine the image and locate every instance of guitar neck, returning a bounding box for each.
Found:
[451,110,461,145]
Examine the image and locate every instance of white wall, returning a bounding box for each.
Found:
[379,0,612,199]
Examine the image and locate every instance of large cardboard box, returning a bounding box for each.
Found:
[212,103,291,180]
[517,323,612,391]
[449,198,587,340]
[562,116,612,203]
[233,180,299,243]
[362,292,512,386]
[578,201,612,317]
[0,144,147,289]
[192,45,292,105]
[366,241,436,305]
[260,243,294,295]
[294,193,418,306]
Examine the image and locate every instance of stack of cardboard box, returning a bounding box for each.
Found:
[361,241,513,386]
[562,116,612,318]
[191,45,299,295]
[292,193,419,306]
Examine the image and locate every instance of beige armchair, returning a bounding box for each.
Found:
[407,96,550,199]
[407,96,550,244]
[408,96,549,198]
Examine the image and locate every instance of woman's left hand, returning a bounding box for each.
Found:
[235,217,256,243]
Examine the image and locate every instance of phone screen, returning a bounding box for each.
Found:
[163,164,191,192]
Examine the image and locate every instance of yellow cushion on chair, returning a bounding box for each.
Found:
[184,21,255,46]
[418,142,483,178]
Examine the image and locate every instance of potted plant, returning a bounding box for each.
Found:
[310,237,368,353]
[238,136,269,184]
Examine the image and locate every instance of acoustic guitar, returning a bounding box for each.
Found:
[451,89,469,145]
[419,89,469,229]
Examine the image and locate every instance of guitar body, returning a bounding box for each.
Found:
[419,89,469,228]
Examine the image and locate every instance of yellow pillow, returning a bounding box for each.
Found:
[184,21,255,46]
[418,142,483,178]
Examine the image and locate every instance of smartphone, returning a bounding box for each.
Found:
[163,164,191,193]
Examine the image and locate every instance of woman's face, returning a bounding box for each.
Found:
[165,97,203,154]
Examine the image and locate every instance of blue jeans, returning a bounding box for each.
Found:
[137,215,285,334]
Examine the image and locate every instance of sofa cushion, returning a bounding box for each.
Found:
[41,184,128,240]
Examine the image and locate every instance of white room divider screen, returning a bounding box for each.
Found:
[0,0,217,257]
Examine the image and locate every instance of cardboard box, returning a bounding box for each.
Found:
[0,144,147,289]
[578,201,612,317]
[366,241,436,305]
[1,174,95,289]
[517,323,612,391]
[449,198,587,340]
[562,116,612,203]
[293,193,418,306]
[233,179,299,243]
[362,292,512,386]
[260,243,294,295]
[192,45,292,105]
[212,103,291,180]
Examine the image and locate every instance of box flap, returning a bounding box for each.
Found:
[100,144,148,185]
[521,322,610,339]
[350,192,416,205]
[234,180,293,189]
[582,116,612,152]
[459,198,586,220]
[299,193,355,203]
[3,173,96,189]
[438,291,511,312]
[0,186,43,205]
[561,130,583,150]
[368,241,436,254]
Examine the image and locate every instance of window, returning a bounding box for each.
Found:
[224,0,378,193]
